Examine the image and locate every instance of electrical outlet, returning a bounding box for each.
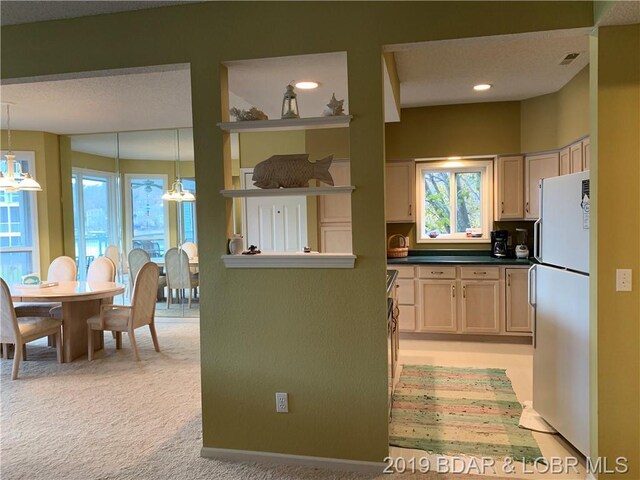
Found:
[616,269,632,292]
[275,392,288,413]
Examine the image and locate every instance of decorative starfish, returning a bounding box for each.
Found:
[325,93,344,116]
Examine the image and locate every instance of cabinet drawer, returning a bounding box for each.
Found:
[460,267,499,280]
[393,266,415,279]
[396,278,416,305]
[398,305,416,332]
[418,266,456,279]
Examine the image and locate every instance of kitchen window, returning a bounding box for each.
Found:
[416,159,493,243]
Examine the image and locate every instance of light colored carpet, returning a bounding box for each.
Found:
[1,322,505,480]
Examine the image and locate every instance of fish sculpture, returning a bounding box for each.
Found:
[252,154,334,189]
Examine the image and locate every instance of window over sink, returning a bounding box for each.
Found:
[416,159,493,243]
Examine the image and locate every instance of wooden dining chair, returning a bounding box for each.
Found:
[181,242,198,259]
[165,247,199,308]
[87,262,160,362]
[1,278,63,380]
[14,256,78,319]
[104,245,120,277]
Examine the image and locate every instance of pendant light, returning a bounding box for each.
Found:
[0,103,43,192]
[162,129,195,202]
[281,84,300,119]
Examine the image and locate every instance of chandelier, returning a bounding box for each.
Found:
[0,103,42,192]
[162,129,194,202]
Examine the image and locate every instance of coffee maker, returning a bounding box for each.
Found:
[491,230,509,258]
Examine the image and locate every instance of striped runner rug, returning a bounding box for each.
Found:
[389,365,543,464]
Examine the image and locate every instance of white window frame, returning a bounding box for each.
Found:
[72,167,120,279]
[124,173,170,259]
[416,158,494,243]
[0,150,40,276]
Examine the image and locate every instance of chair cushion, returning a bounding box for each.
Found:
[17,317,62,338]
[87,309,131,331]
[14,302,61,317]
[49,305,63,319]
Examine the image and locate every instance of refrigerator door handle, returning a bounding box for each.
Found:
[533,218,542,263]
[528,265,537,349]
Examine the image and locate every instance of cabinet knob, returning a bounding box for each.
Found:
[409,204,412,216]
[473,271,487,275]
[452,285,455,298]
[463,286,466,298]
[507,273,511,287]
[501,201,504,214]
[431,271,444,275]
[525,202,529,213]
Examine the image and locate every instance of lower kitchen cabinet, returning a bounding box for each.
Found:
[418,280,457,333]
[505,268,532,332]
[460,280,500,333]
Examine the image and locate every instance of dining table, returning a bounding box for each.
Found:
[10,281,125,362]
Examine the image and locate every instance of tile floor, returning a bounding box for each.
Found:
[389,338,587,479]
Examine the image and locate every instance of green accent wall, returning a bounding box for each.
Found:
[1,1,596,463]
[596,23,640,477]
[521,66,590,152]
[0,129,64,274]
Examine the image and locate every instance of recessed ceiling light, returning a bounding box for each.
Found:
[473,84,492,92]
[295,81,319,90]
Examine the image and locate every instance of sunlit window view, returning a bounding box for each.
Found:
[417,161,491,242]
[0,154,38,284]
[180,178,197,243]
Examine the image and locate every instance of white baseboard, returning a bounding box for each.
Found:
[200,447,384,474]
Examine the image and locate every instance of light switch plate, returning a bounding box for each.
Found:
[616,269,632,292]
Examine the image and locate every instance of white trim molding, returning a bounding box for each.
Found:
[200,447,384,474]
[222,253,356,269]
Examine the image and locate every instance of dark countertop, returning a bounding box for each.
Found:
[386,269,398,296]
[387,250,532,266]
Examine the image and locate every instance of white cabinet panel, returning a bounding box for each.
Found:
[525,152,559,220]
[386,162,415,222]
[318,161,351,223]
[320,225,352,253]
[398,305,416,332]
[495,155,524,220]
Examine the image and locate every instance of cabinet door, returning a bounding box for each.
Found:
[495,155,523,220]
[396,278,415,305]
[570,142,583,173]
[319,225,352,253]
[525,152,559,220]
[505,268,532,333]
[398,305,416,332]
[318,160,351,223]
[460,280,500,334]
[582,137,590,171]
[385,162,415,222]
[559,147,571,176]
[418,280,457,332]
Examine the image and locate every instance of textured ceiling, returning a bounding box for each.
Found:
[391,28,591,107]
[0,1,204,26]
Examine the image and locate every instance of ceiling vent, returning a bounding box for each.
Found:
[559,53,581,66]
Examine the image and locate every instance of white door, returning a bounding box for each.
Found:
[242,170,307,253]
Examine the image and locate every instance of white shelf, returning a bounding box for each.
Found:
[220,185,355,198]
[217,115,352,133]
[222,253,356,269]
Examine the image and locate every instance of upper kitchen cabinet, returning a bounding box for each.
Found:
[582,137,590,171]
[386,161,415,222]
[495,155,524,220]
[524,152,559,220]
[570,141,583,174]
[560,147,571,176]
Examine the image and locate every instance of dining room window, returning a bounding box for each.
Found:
[124,174,169,259]
[180,178,197,243]
[0,151,40,284]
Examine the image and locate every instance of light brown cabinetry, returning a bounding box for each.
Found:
[570,142,583,173]
[390,263,531,337]
[525,152,559,220]
[319,160,352,252]
[582,137,590,171]
[460,280,501,333]
[495,155,524,220]
[560,147,571,176]
[418,280,457,332]
[505,268,532,332]
[385,162,415,222]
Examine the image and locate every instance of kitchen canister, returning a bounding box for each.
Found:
[228,234,244,255]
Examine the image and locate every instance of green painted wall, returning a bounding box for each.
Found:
[596,23,640,477]
[1,1,595,462]
[521,66,590,152]
[0,129,64,274]
[385,101,522,160]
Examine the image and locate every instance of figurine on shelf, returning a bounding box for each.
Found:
[229,107,269,121]
[322,93,345,116]
[252,153,334,189]
[242,245,262,255]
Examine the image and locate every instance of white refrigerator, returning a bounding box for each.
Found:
[529,171,590,457]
